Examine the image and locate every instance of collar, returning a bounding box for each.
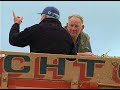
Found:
[40,18,61,25]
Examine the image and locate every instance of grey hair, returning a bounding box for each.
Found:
[68,14,84,24]
[46,15,56,19]
[42,14,59,20]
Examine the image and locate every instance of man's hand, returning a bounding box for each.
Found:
[13,11,23,24]
[77,52,94,56]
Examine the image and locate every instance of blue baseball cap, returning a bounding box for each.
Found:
[38,6,60,20]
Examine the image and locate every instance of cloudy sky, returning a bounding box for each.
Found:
[1,1,120,56]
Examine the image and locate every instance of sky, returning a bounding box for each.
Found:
[1,1,120,56]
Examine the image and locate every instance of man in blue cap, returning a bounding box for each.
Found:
[38,6,60,20]
[9,6,76,55]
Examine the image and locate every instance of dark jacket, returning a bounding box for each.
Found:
[9,18,76,55]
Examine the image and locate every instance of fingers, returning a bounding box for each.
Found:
[13,11,16,18]
[13,11,23,24]
[77,52,94,56]
[16,16,23,20]
[13,11,23,19]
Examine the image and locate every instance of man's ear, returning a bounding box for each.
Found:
[81,24,84,32]
[66,23,68,27]
[66,23,68,29]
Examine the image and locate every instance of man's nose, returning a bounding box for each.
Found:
[71,26,77,31]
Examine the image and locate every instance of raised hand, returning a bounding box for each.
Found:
[13,11,23,24]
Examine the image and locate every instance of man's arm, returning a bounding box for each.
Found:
[9,11,32,47]
[83,32,92,52]
[88,41,92,52]
[9,23,32,47]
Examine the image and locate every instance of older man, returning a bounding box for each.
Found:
[65,14,94,56]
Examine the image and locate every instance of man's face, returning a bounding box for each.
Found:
[67,17,84,38]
